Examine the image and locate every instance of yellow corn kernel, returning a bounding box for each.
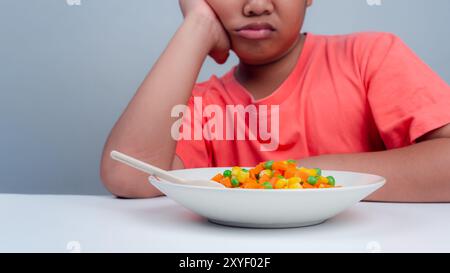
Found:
[319,176,329,184]
[299,167,316,177]
[288,182,303,189]
[308,169,318,177]
[275,179,288,189]
[231,167,241,177]
[288,177,302,185]
[237,171,250,183]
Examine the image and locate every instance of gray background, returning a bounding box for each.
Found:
[1,0,449,195]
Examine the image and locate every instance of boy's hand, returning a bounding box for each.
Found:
[179,0,230,64]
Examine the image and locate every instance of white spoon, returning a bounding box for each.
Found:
[110,151,225,188]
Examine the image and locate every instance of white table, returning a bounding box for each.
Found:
[0,194,449,253]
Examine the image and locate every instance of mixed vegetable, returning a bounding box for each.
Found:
[211,160,338,189]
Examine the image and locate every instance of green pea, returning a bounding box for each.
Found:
[307,176,318,185]
[264,160,274,169]
[314,168,322,176]
[327,176,336,186]
[262,182,273,189]
[278,175,285,179]
[231,178,240,187]
[241,169,249,173]
[287,159,297,164]
[223,170,232,177]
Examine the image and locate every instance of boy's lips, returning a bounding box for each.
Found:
[235,22,276,40]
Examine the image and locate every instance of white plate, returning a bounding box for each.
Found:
[149,168,385,228]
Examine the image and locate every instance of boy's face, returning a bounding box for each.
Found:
[206,0,313,65]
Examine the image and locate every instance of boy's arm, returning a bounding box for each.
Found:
[100,1,229,198]
[299,124,450,202]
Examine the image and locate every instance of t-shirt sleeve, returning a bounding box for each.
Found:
[175,85,212,169]
[364,33,450,149]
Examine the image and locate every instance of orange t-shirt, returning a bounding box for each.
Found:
[176,32,450,168]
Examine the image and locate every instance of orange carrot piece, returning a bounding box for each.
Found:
[269,177,279,187]
[258,175,271,184]
[295,170,309,183]
[284,167,297,179]
[273,170,283,178]
[249,169,258,180]
[212,173,224,183]
[272,161,287,171]
[220,177,232,188]
[243,181,260,189]
[302,182,315,189]
[253,163,265,174]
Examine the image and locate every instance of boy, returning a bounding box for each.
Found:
[100,0,450,202]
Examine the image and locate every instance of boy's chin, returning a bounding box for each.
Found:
[235,52,287,66]
[232,42,297,66]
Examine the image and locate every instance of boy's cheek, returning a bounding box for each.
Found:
[204,0,226,16]
[204,0,238,26]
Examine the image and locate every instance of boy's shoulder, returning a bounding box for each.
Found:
[315,31,403,51]
[319,31,398,40]
[313,31,408,69]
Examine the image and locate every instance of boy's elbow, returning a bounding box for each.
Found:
[100,157,162,199]
[100,169,127,198]
[100,162,130,198]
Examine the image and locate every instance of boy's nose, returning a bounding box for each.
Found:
[243,0,274,17]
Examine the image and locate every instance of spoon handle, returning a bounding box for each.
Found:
[110,150,187,185]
